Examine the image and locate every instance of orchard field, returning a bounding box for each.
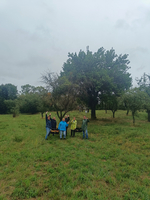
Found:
[0,110,150,200]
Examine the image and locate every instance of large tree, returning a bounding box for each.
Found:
[61,47,132,119]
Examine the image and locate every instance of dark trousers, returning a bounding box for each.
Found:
[71,130,75,137]
[66,127,68,136]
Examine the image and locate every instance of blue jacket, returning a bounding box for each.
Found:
[58,121,68,131]
[46,114,52,129]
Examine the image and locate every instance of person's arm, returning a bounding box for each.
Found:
[58,122,61,130]
[46,111,48,122]
[49,113,52,120]
[75,120,77,127]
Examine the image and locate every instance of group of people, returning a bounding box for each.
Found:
[45,112,89,140]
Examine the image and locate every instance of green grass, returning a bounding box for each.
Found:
[0,110,150,199]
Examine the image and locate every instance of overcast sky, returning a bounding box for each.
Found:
[0,0,150,91]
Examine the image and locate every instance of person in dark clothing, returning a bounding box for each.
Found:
[45,111,52,140]
[51,117,57,129]
[65,115,70,136]
[82,116,89,139]
[49,113,57,129]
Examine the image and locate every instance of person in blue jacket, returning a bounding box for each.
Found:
[58,118,69,139]
[45,111,52,140]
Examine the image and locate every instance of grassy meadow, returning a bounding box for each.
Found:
[0,110,150,200]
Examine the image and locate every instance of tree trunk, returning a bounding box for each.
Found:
[91,104,96,119]
[132,112,135,124]
[41,112,43,118]
[147,110,150,122]
[126,109,129,116]
[105,110,107,114]
[113,111,115,118]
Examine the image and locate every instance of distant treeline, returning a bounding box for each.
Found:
[0,84,54,117]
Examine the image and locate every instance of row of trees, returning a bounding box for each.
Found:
[1,47,150,123]
[0,84,53,117]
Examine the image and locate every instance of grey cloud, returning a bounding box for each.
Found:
[137,65,145,71]
[1,0,150,89]
[17,55,52,68]
[131,46,149,54]
[115,19,131,29]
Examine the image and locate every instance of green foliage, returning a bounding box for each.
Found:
[61,47,132,119]
[42,73,78,121]
[18,85,51,114]
[0,84,18,114]
[4,99,19,117]
[136,73,150,122]
[18,93,40,114]
[121,88,149,124]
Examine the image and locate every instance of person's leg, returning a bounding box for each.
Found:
[86,129,88,139]
[48,129,51,136]
[83,131,85,139]
[60,131,62,139]
[63,131,66,139]
[73,130,75,137]
[71,130,73,136]
[45,127,50,139]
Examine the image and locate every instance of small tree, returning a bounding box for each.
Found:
[136,73,150,122]
[108,95,119,118]
[4,99,19,117]
[121,88,148,124]
[41,72,78,121]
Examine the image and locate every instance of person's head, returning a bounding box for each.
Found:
[73,117,76,120]
[53,117,56,120]
[48,116,50,120]
[65,115,67,118]
[62,118,65,121]
[83,116,86,119]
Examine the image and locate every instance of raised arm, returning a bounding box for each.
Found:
[46,111,48,122]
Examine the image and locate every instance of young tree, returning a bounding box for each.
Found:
[4,99,19,117]
[107,95,119,118]
[136,73,150,122]
[121,88,148,124]
[41,72,78,121]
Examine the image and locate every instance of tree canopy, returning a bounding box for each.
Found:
[41,72,78,121]
[61,47,132,119]
[0,84,18,114]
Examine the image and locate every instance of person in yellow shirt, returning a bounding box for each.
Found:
[70,117,77,137]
